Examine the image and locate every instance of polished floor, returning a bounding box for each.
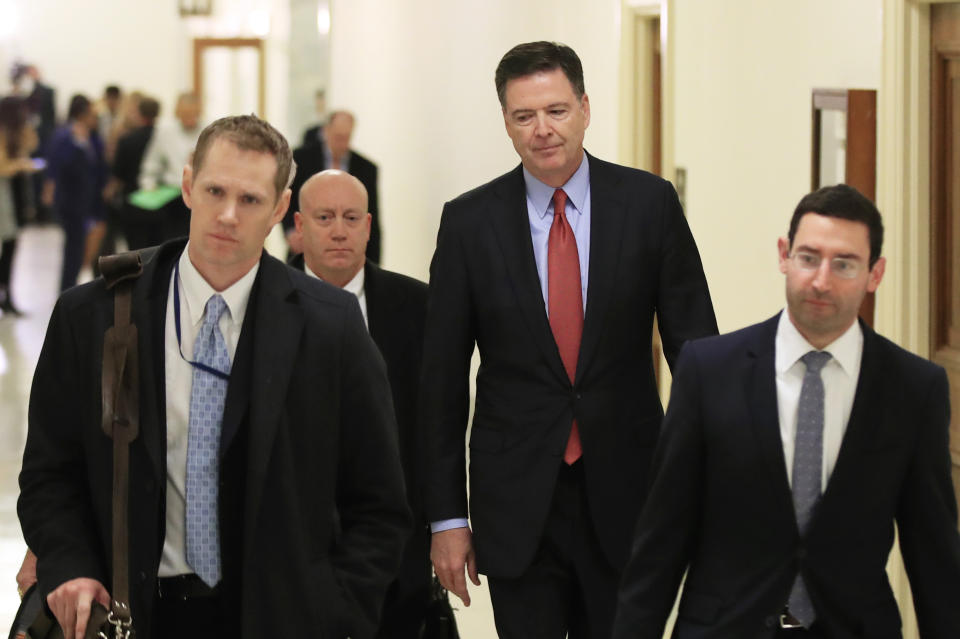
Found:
[0,225,497,635]
[0,225,64,629]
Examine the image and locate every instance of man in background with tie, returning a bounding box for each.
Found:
[19,115,410,639]
[421,41,717,638]
[612,184,960,638]
[284,110,381,262]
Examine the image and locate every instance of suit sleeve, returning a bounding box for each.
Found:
[654,183,718,369]
[612,342,704,639]
[896,367,960,638]
[332,299,413,638]
[18,297,108,599]
[418,203,475,523]
[365,163,380,264]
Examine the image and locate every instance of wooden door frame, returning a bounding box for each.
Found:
[193,37,267,118]
[880,3,958,638]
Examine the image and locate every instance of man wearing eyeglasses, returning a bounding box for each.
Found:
[612,184,960,639]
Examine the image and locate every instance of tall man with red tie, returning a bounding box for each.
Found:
[420,41,718,639]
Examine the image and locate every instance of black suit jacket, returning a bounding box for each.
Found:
[112,125,154,195]
[19,240,411,639]
[612,314,960,639]
[302,124,324,148]
[284,143,381,263]
[419,153,718,577]
[290,255,434,632]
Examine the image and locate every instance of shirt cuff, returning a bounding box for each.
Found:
[430,518,469,533]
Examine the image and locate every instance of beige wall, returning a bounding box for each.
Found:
[671,0,882,334]
[328,0,623,279]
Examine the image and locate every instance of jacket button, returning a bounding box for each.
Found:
[138,571,147,582]
[765,615,777,628]
[797,547,807,560]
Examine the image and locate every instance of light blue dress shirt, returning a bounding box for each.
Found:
[432,153,592,534]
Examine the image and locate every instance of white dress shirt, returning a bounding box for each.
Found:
[138,121,202,190]
[159,246,259,577]
[305,263,368,328]
[775,311,863,491]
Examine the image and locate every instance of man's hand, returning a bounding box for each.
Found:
[16,548,38,597]
[46,577,110,639]
[431,527,480,606]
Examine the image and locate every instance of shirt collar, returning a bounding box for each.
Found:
[323,145,352,170]
[304,262,365,297]
[775,309,863,378]
[522,152,590,219]
[178,243,259,329]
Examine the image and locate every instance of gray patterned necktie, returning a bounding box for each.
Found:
[787,350,831,627]
[185,294,230,586]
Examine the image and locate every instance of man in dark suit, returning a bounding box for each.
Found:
[19,115,410,639]
[290,169,433,638]
[300,89,327,148]
[283,111,381,263]
[421,41,717,639]
[612,184,960,639]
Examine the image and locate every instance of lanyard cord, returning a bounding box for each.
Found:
[173,260,230,381]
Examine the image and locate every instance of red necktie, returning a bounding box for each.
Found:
[548,189,583,465]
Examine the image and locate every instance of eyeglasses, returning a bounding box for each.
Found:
[790,251,863,279]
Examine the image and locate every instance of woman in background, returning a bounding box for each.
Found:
[43,94,106,291]
[0,96,39,315]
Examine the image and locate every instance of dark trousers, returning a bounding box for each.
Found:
[154,576,237,639]
[487,461,619,639]
[0,237,16,290]
[775,624,826,638]
[59,218,85,292]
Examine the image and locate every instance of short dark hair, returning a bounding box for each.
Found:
[138,97,160,121]
[495,41,585,108]
[104,86,121,99]
[192,114,296,201]
[67,94,91,122]
[788,184,884,267]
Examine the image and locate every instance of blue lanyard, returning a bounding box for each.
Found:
[174,260,231,381]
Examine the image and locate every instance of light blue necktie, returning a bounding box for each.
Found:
[185,294,230,586]
[788,350,831,627]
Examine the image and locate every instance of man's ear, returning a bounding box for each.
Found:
[866,256,886,293]
[777,237,790,274]
[271,188,292,226]
[181,164,194,209]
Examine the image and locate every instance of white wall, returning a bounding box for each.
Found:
[0,0,292,138]
[0,0,190,120]
[328,0,622,279]
[671,0,883,333]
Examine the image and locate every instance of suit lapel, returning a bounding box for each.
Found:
[576,154,627,383]
[135,241,183,482]
[746,315,795,515]
[817,323,883,510]
[243,254,304,532]
[364,263,387,343]
[489,166,568,383]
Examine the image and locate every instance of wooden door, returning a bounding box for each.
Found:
[931,3,960,520]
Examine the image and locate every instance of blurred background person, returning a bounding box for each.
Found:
[0,96,40,316]
[285,110,381,262]
[43,94,106,291]
[98,85,122,144]
[109,95,161,250]
[138,91,202,241]
[10,62,56,225]
[300,88,327,147]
